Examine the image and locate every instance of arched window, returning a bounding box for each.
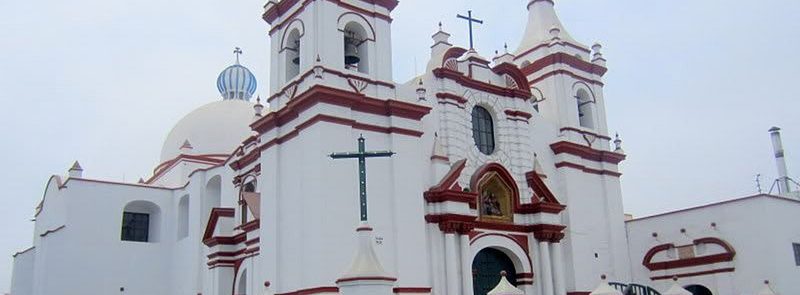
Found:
[472,106,495,155]
[285,29,301,80]
[241,181,256,224]
[576,89,595,129]
[236,269,248,295]
[343,22,369,74]
[121,201,161,243]
[177,195,189,240]
[204,176,221,214]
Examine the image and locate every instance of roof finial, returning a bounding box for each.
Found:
[234,47,243,65]
[254,96,264,118]
[438,21,443,31]
[613,133,624,153]
[69,161,83,178]
[180,140,194,154]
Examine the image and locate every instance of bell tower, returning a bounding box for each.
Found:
[263,0,398,109]
[514,0,610,136]
[252,1,432,294]
[512,0,632,292]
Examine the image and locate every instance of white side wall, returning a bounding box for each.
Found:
[626,195,800,295]
[10,249,34,295]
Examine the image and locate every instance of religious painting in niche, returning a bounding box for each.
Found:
[477,172,514,222]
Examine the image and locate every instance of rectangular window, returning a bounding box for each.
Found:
[794,243,800,266]
[121,212,150,242]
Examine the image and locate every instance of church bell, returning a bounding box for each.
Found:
[344,37,360,66]
[291,40,301,65]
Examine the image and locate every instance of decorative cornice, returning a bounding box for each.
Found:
[554,161,622,177]
[268,66,396,104]
[433,68,532,100]
[264,0,397,26]
[438,221,476,234]
[550,141,626,164]
[424,189,477,207]
[650,268,735,281]
[520,52,607,77]
[426,214,565,237]
[436,92,469,104]
[252,85,430,134]
[232,113,425,170]
[274,286,340,295]
[531,224,566,243]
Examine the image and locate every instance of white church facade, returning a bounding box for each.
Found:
[9,1,798,295]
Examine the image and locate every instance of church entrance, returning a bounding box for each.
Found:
[472,248,518,295]
[685,284,713,295]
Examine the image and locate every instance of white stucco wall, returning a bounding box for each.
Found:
[626,195,800,295]
[10,248,34,295]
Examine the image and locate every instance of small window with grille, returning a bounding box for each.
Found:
[121,212,150,242]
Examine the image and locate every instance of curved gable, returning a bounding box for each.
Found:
[643,237,736,271]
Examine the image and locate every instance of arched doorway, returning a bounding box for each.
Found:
[472,248,517,295]
[685,284,713,295]
[236,269,248,295]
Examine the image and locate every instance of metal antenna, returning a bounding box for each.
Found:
[756,174,763,194]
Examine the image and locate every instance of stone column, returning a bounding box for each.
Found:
[538,241,554,295]
[444,231,460,295]
[551,242,566,295]
[459,225,475,295]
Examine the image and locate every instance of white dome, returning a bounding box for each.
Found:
[160,99,255,163]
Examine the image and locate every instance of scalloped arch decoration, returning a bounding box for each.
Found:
[441,47,468,67]
[280,19,305,50]
[572,81,596,103]
[492,62,531,93]
[337,12,376,41]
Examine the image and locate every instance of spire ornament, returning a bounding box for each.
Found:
[234,47,243,65]
[614,133,624,153]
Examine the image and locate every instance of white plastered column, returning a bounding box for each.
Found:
[460,234,475,295]
[538,241,554,295]
[551,242,566,295]
[444,232,461,294]
[528,234,543,295]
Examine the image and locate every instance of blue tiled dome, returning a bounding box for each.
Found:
[217,64,257,101]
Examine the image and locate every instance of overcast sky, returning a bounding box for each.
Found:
[1,0,799,291]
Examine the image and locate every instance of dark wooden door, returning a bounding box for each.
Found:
[472,248,517,295]
[685,285,713,295]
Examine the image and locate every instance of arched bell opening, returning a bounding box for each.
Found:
[575,88,595,129]
[284,29,301,80]
[342,22,370,74]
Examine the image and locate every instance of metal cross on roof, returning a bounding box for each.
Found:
[457,10,484,49]
[330,136,395,222]
[234,47,243,64]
